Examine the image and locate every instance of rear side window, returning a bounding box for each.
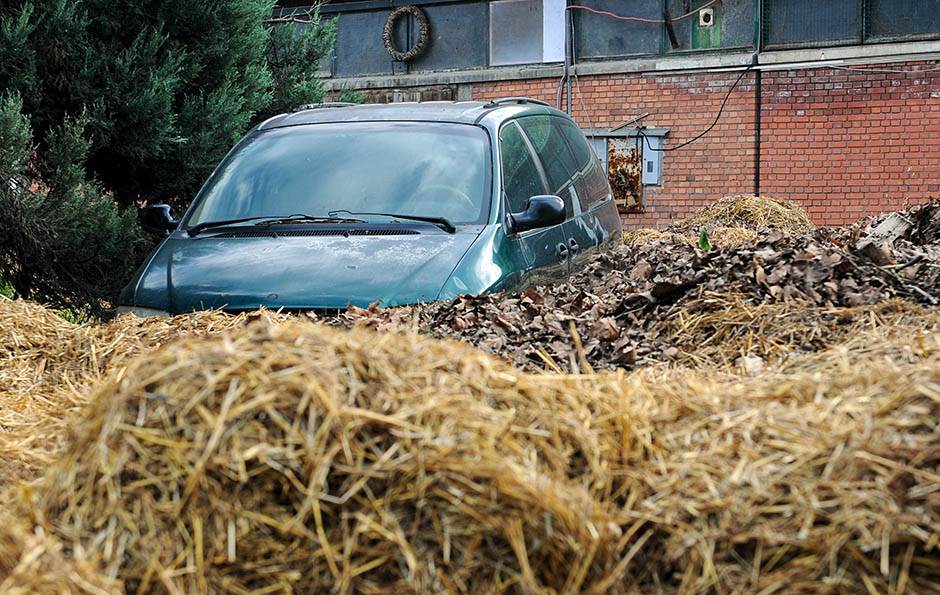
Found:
[559,118,594,168]
[578,159,610,211]
[499,122,547,214]
[559,121,610,211]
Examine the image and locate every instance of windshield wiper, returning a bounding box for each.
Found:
[188,214,363,236]
[188,216,282,236]
[328,210,456,234]
[255,214,365,227]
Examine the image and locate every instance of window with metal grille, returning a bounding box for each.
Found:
[763,0,861,48]
[869,0,940,41]
[572,0,662,59]
[665,0,755,52]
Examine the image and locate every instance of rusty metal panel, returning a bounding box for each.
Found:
[607,138,643,213]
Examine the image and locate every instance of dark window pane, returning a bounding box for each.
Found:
[870,0,940,40]
[334,12,394,76]
[764,0,860,48]
[559,120,594,169]
[573,0,661,59]
[557,120,609,210]
[666,0,755,52]
[409,2,488,72]
[517,116,578,217]
[499,122,546,214]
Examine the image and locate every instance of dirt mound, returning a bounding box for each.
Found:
[680,193,815,234]
[7,319,939,592]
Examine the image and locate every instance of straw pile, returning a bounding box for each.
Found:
[0,299,286,487]
[625,194,810,249]
[19,322,635,593]
[680,194,815,234]
[661,292,940,369]
[623,227,670,245]
[0,511,120,594]
[0,296,73,394]
[3,197,940,591]
[624,226,759,249]
[2,318,938,592]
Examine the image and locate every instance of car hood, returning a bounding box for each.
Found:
[128,230,480,312]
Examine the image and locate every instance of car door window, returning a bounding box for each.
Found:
[516,115,577,218]
[558,119,610,211]
[499,121,547,214]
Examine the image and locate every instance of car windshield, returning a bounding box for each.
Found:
[184,122,491,228]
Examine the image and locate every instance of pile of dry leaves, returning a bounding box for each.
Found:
[334,199,940,371]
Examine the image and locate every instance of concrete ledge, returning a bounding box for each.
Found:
[323,40,940,91]
[323,65,565,91]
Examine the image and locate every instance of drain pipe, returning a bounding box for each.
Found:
[754,59,762,196]
[566,9,574,114]
[753,1,763,196]
[557,9,570,111]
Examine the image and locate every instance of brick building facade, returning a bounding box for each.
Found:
[280,1,940,228]
[470,60,940,227]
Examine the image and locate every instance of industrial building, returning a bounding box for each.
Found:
[276,1,940,226]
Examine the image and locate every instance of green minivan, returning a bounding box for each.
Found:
[119,98,622,316]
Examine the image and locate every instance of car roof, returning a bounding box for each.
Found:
[256,100,568,130]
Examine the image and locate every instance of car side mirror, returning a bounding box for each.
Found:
[140,204,179,236]
[509,195,566,233]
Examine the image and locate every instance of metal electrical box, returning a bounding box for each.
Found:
[641,135,663,186]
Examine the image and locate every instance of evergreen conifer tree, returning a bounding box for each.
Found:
[0,1,337,308]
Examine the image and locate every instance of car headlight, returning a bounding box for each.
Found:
[116,306,171,318]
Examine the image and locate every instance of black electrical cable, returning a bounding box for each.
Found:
[640,62,754,152]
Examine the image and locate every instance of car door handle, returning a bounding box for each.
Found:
[568,239,580,253]
[556,243,569,257]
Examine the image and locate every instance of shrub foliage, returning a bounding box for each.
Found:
[0,1,337,309]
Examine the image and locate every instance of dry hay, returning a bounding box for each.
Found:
[622,227,670,245]
[608,355,940,592]
[5,318,938,593]
[681,194,815,235]
[0,297,79,486]
[22,322,634,593]
[0,508,119,594]
[623,226,758,250]
[0,296,73,394]
[707,225,760,248]
[662,292,940,370]
[0,299,287,486]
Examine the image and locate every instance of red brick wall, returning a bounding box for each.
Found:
[761,63,940,225]
[471,60,940,228]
